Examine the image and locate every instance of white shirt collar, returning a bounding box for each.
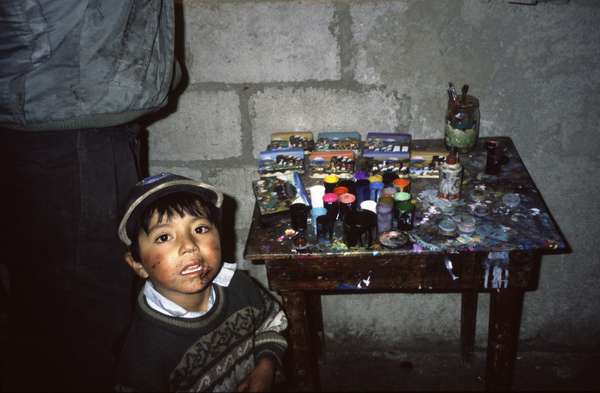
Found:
[143,262,236,318]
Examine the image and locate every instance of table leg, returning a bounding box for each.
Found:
[461,290,478,362]
[306,293,325,358]
[485,289,524,391]
[280,290,320,391]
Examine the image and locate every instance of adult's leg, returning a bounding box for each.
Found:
[4,125,142,391]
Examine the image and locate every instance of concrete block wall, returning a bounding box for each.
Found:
[147,0,600,352]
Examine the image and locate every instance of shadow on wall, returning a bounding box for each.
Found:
[138,0,189,178]
[220,195,238,263]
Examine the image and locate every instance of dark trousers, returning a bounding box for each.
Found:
[2,125,142,391]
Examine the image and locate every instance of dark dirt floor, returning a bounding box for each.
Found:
[313,349,599,392]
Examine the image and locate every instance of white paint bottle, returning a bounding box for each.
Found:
[438,150,463,200]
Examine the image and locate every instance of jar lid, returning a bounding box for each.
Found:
[333,186,349,196]
[369,175,383,183]
[455,214,476,233]
[339,193,356,204]
[394,192,411,201]
[323,193,339,203]
[393,178,410,187]
[324,174,339,184]
[438,218,457,236]
[360,200,377,214]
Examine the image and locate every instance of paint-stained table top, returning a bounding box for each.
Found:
[244,137,569,262]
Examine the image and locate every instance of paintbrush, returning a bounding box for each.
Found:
[461,84,469,104]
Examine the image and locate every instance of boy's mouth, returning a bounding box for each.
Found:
[181,264,207,276]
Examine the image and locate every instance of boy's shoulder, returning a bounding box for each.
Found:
[225,269,267,304]
[229,268,261,291]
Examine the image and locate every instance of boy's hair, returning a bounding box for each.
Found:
[129,191,221,262]
[118,172,223,248]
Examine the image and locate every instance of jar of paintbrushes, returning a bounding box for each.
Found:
[444,83,480,153]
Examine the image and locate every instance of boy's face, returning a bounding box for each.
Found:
[132,207,222,308]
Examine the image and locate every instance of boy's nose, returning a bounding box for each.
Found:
[180,233,199,254]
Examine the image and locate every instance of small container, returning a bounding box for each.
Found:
[323,192,340,221]
[369,181,384,202]
[338,192,356,221]
[354,179,371,205]
[455,214,476,234]
[393,178,411,193]
[354,170,368,181]
[324,174,340,193]
[381,186,397,198]
[376,197,394,234]
[360,200,377,214]
[333,186,349,196]
[343,210,377,247]
[305,216,316,242]
[471,203,489,217]
[289,203,309,232]
[309,185,326,208]
[469,189,486,203]
[438,217,457,236]
[486,140,505,175]
[310,207,327,233]
[394,192,413,230]
[438,151,463,200]
[316,215,333,242]
[444,90,480,153]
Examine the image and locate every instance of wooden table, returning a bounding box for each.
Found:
[244,137,568,391]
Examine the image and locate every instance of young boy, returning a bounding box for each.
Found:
[115,173,288,392]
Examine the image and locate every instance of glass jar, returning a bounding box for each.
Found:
[444,94,480,153]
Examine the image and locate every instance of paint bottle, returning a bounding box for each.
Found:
[381,186,396,198]
[354,179,371,206]
[323,192,340,221]
[438,151,462,200]
[310,207,327,235]
[394,192,413,231]
[316,215,332,243]
[333,186,349,196]
[369,181,384,202]
[393,178,411,193]
[338,192,356,221]
[324,174,340,193]
[376,196,394,234]
[368,174,383,184]
[309,185,326,208]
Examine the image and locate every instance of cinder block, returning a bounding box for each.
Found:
[148,90,241,161]
[183,0,339,83]
[250,87,401,157]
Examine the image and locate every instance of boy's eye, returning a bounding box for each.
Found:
[195,225,209,234]
[155,234,170,243]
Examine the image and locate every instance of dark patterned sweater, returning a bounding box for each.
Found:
[115,271,288,392]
